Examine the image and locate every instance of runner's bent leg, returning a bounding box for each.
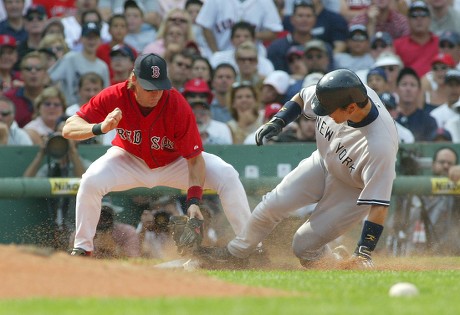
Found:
[228,151,326,258]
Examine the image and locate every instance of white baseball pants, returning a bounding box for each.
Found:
[74,147,251,251]
[228,150,371,261]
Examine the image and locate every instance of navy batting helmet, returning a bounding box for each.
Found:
[312,69,368,116]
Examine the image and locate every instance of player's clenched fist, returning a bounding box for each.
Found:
[102,108,122,132]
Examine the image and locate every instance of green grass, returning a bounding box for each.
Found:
[1,269,460,315]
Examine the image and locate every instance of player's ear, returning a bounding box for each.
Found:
[346,103,358,114]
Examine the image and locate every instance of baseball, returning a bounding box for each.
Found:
[389,282,419,297]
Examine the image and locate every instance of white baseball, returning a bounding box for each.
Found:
[389,282,419,297]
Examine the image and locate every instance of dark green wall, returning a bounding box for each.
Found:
[1,143,459,245]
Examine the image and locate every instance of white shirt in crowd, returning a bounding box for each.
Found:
[61,16,112,51]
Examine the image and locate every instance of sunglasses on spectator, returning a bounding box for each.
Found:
[432,64,449,71]
[25,14,45,22]
[305,53,324,60]
[168,17,188,24]
[0,110,12,117]
[440,41,455,49]
[236,56,257,63]
[231,81,253,89]
[23,65,44,72]
[175,61,191,69]
[42,101,63,108]
[351,34,368,41]
[371,42,388,50]
[409,11,429,18]
[382,65,396,72]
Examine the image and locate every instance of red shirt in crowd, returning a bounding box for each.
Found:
[32,0,76,18]
[394,33,439,77]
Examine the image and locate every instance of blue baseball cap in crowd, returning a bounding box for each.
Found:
[349,24,368,41]
[408,1,430,17]
[133,53,172,90]
[81,22,100,37]
[367,67,387,82]
[25,5,47,19]
[440,30,460,46]
[110,44,135,61]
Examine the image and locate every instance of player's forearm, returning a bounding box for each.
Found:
[187,154,206,188]
[186,154,206,219]
[62,115,98,141]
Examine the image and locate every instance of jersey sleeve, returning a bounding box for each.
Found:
[77,86,117,123]
[358,149,396,206]
[298,86,317,119]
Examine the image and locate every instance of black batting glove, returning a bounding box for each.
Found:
[255,117,285,146]
[353,245,374,268]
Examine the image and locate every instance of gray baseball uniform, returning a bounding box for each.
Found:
[228,85,399,261]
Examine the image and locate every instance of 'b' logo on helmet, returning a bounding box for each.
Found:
[151,66,160,78]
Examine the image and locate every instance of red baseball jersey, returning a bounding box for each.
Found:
[77,82,203,169]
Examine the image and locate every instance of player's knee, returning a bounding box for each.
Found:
[211,163,240,188]
[79,173,105,194]
[221,163,240,180]
[292,232,325,259]
[252,199,287,224]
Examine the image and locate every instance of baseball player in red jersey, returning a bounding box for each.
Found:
[63,53,252,256]
[198,69,399,268]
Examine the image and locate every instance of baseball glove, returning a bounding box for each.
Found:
[169,215,204,255]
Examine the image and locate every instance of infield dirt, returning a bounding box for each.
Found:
[1,217,458,299]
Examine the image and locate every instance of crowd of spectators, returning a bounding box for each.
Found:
[2,0,460,256]
[2,0,460,145]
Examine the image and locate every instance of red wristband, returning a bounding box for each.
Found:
[187,185,203,201]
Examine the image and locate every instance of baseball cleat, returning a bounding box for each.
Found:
[70,247,92,256]
[196,246,249,269]
[251,244,270,267]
